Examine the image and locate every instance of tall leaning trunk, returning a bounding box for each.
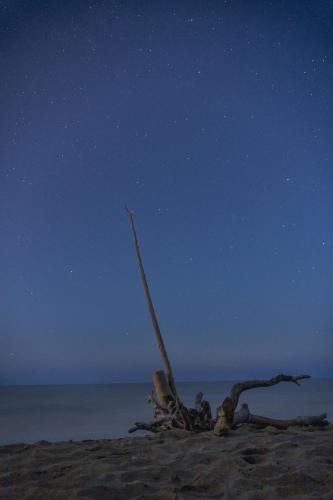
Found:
[125,208,178,400]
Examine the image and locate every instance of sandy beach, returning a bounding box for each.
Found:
[1,424,332,499]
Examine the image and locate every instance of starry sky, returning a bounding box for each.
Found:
[1,0,332,385]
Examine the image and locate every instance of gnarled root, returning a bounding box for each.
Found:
[130,373,329,436]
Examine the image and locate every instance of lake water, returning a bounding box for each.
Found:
[0,379,332,445]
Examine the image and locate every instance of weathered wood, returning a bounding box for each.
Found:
[128,410,185,434]
[233,403,251,426]
[147,390,168,414]
[214,397,235,436]
[229,374,310,408]
[152,370,174,407]
[249,413,328,429]
[129,371,329,436]
[126,212,329,437]
[231,404,328,429]
[194,392,212,425]
[125,208,178,399]
[214,374,317,435]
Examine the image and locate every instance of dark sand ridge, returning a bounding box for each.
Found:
[1,425,332,499]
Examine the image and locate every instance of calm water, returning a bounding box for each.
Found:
[0,379,332,445]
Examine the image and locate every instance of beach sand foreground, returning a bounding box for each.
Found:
[0,425,332,499]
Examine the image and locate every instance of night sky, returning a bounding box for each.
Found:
[1,1,332,385]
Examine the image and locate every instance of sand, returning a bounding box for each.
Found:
[0,425,332,499]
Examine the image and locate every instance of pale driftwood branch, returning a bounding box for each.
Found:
[152,371,174,407]
[125,208,178,400]
[214,374,312,436]
[150,372,192,430]
[248,413,328,429]
[230,404,327,429]
[230,374,311,408]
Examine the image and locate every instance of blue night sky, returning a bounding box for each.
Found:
[1,1,332,385]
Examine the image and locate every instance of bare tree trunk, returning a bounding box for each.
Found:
[125,208,178,399]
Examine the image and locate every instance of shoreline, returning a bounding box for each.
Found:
[1,425,333,499]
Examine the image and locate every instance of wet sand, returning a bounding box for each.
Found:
[0,425,332,499]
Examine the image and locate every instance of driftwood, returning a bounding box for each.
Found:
[214,374,312,436]
[233,403,327,429]
[129,373,328,435]
[126,210,329,436]
[126,207,178,400]
[152,371,174,407]
[126,208,193,431]
[213,374,326,435]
